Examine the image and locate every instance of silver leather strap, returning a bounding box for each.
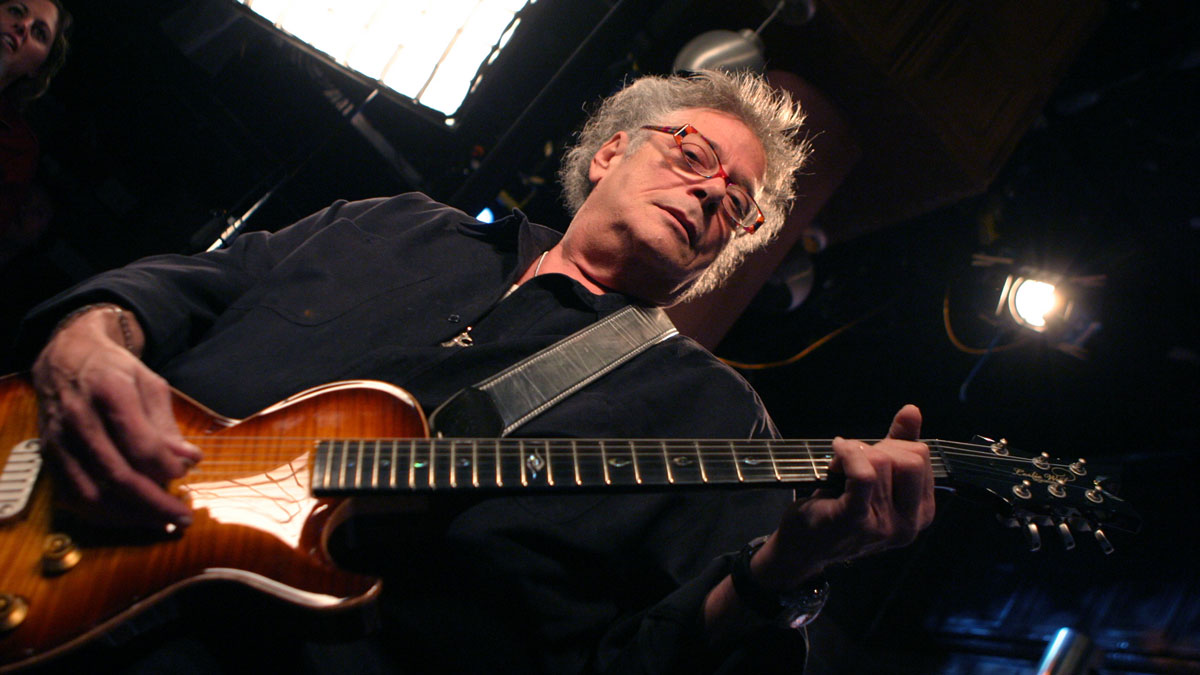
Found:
[430,305,678,437]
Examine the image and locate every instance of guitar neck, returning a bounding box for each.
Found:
[311,438,954,495]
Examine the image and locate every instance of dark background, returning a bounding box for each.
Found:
[5,0,1197,672]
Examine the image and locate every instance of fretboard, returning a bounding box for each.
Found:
[310,438,953,495]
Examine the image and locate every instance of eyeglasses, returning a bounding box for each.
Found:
[640,124,765,234]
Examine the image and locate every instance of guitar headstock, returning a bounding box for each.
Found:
[934,436,1141,554]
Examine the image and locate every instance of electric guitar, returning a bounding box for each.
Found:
[0,374,1140,671]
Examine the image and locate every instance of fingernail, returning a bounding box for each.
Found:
[176,441,203,461]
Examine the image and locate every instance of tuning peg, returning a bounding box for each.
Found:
[1024,520,1042,552]
[1057,521,1076,550]
[1094,528,1114,555]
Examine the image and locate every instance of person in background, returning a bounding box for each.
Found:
[1,0,70,266]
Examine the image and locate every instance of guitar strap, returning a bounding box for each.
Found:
[428,304,679,438]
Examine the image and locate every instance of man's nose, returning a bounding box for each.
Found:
[691,175,728,209]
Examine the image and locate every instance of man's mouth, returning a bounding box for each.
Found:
[660,205,698,247]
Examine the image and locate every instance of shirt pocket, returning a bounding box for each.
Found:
[236,217,433,326]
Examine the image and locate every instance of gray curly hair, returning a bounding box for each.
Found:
[558,69,810,301]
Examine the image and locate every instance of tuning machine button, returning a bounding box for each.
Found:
[1025,521,1042,552]
[1057,521,1076,550]
[1094,529,1114,555]
[1012,480,1033,500]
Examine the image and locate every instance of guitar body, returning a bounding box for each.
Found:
[0,375,428,672]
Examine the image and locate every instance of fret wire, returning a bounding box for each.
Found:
[520,439,529,487]
[428,439,437,489]
[730,441,744,483]
[472,440,480,488]
[368,440,378,489]
[449,440,457,489]
[389,440,398,489]
[805,440,819,480]
[661,441,674,484]
[766,440,782,482]
[322,442,333,488]
[495,438,503,488]
[694,440,708,483]
[311,442,324,490]
[629,441,642,485]
[342,441,354,488]
[407,439,417,490]
[600,441,611,486]
[357,439,367,485]
[545,440,555,487]
[572,440,581,486]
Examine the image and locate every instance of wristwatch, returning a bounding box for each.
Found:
[730,536,830,630]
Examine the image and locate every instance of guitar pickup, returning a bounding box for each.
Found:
[0,439,42,522]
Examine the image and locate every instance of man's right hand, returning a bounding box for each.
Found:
[31,305,200,529]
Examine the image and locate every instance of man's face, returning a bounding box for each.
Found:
[0,0,57,89]
[567,108,766,305]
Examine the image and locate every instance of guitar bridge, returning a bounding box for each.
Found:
[0,439,42,521]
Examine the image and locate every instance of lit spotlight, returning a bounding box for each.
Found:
[1010,279,1059,329]
[997,274,1068,332]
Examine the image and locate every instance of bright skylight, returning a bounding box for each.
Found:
[237,0,533,117]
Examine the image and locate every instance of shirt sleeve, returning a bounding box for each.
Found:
[12,198,386,367]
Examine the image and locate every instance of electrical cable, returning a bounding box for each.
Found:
[942,290,1031,355]
[719,303,887,371]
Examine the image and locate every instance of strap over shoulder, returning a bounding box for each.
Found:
[429,305,678,437]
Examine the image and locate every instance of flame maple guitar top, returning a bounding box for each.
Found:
[0,374,430,671]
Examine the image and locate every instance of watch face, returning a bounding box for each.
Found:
[777,579,830,630]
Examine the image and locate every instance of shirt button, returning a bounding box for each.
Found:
[448,314,461,323]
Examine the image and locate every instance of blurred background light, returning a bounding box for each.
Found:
[237,0,534,116]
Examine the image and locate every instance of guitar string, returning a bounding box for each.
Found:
[163,442,1062,471]
[157,437,1073,483]
[165,439,1064,470]
[175,452,1059,488]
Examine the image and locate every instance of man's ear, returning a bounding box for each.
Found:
[587,131,629,185]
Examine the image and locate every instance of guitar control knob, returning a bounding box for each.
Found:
[0,593,29,632]
[1012,480,1033,500]
[1069,458,1087,476]
[42,533,81,575]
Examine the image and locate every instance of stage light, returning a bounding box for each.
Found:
[1010,278,1059,329]
[237,0,534,117]
[996,273,1070,333]
[673,0,815,73]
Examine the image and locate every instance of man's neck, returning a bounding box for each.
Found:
[515,244,616,297]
